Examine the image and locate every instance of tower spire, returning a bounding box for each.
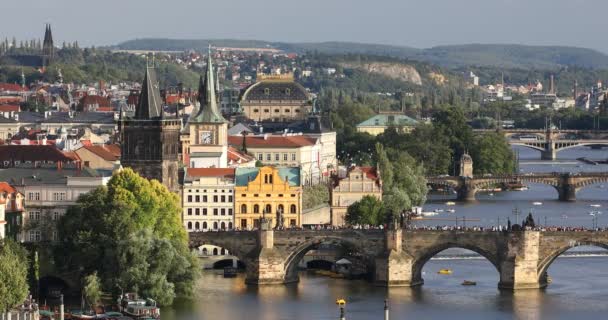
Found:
[134,66,163,119]
[191,45,225,123]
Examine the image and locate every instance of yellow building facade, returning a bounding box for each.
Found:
[234,166,302,229]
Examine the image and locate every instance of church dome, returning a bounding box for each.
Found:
[241,76,309,102]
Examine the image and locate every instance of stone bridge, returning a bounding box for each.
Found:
[188,228,608,290]
[427,172,608,202]
[473,128,608,160]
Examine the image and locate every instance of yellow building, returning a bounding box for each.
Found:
[356,113,418,136]
[234,166,302,229]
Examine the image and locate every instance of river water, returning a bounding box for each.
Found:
[164,146,608,320]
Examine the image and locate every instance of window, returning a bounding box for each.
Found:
[285,88,291,95]
[213,247,218,255]
[195,222,200,230]
[52,212,61,221]
[84,161,90,167]
[290,219,296,226]
[213,208,218,216]
[254,204,260,213]
[34,192,40,201]
[283,153,288,161]
[285,109,290,113]
[221,208,225,216]
[187,195,193,202]
[258,154,263,161]
[295,109,300,113]
[265,204,272,213]
[195,208,200,215]
[279,194,284,197]
[203,208,208,215]
[229,222,233,229]
[221,222,226,230]
[275,154,279,161]
[254,194,259,197]
[29,230,41,242]
[203,195,208,202]
[264,88,270,95]
[29,211,40,221]
[187,208,193,216]
[221,195,226,202]
[278,204,284,213]
[195,195,200,202]
[291,153,296,161]
[241,219,247,228]
[203,222,208,229]
[187,222,192,230]
[290,204,297,213]
[213,222,218,230]
[228,209,233,216]
[228,196,233,202]
[274,109,280,113]
[253,109,259,113]
[241,204,247,213]
[213,195,218,202]
[264,109,270,113]
[28,193,34,200]
[266,194,271,197]
[266,154,271,161]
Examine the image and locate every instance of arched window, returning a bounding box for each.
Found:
[213,222,218,230]
[254,204,260,213]
[265,204,272,214]
[221,222,226,230]
[241,204,247,213]
[221,248,226,255]
[264,174,269,184]
[269,175,273,184]
[202,247,208,255]
[195,222,200,230]
[203,222,208,229]
[187,222,192,230]
[213,248,218,255]
[290,204,297,214]
[229,222,233,229]
[278,204,284,213]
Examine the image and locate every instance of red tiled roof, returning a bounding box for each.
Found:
[227,146,254,163]
[0,83,27,92]
[0,97,22,104]
[79,95,111,111]
[0,182,17,193]
[0,105,20,112]
[62,151,81,161]
[187,168,235,178]
[0,145,73,162]
[80,144,120,161]
[227,135,316,148]
[359,166,380,180]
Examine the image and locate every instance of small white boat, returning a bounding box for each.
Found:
[422,211,439,217]
[590,204,602,208]
[446,201,456,206]
[434,209,444,213]
[489,193,495,196]
[533,202,543,206]
[447,209,456,213]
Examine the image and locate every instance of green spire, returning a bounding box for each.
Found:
[191,46,226,123]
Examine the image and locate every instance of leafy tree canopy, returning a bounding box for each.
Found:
[0,240,29,312]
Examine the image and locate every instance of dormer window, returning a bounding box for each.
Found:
[285,88,291,95]
[264,88,270,95]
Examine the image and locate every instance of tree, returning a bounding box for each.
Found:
[83,272,102,309]
[0,240,29,312]
[345,195,385,226]
[303,184,330,209]
[56,168,199,306]
[471,132,516,174]
[375,143,393,191]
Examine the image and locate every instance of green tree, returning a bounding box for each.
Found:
[375,143,393,191]
[471,132,516,174]
[302,184,330,209]
[56,168,199,306]
[345,195,385,226]
[389,150,428,207]
[0,240,29,312]
[83,272,102,309]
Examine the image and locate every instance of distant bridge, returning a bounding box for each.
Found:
[426,172,608,202]
[473,128,608,160]
[189,227,608,290]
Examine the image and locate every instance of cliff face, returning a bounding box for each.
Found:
[340,62,423,85]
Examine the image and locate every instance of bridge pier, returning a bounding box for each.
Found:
[541,149,556,161]
[245,222,287,285]
[557,184,577,202]
[375,229,418,287]
[456,186,477,202]
[498,231,545,290]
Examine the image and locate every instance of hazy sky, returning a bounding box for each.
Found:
[1,0,607,52]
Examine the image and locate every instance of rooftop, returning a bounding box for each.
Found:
[227,135,316,149]
[0,167,108,186]
[185,168,235,181]
[0,145,76,163]
[79,144,121,161]
[357,114,418,127]
[235,167,300,187]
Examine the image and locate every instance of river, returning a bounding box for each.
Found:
[164,146,608,320]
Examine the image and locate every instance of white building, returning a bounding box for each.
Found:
[182,168,235,231]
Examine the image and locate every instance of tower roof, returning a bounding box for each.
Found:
[190,47,226,123]
[135,67,163,119]
[43,24,53,48]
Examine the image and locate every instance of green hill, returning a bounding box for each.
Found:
[114,39,608,70]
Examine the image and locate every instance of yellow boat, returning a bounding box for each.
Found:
[438,269,452,275]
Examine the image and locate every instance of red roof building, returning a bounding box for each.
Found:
[227,135,316,148]
[0,145,79,169]
[78,95,112,112]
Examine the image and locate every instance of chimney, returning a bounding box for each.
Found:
[550,74,555,94]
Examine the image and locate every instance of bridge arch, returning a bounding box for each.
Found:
[282,234,375,283]
[537,241,608,284]
[509,142,546,152]
[411,243,501,285]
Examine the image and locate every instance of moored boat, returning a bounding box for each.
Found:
[438,269,452,275]
[118,293,160,319]
[461,280,477,286]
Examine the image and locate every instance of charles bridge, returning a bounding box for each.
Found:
[426,172,608,202]
[474,128,608,160]
[189,226,608,290]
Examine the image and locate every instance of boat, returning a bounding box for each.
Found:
[119,293,160,320]
[461,280,477,286]
[434,209,444,213]
[590,204,602,208]
[437,269,452,275]
[224,266,237,278]
[547,276,553,284]
[533,202,543,206]
[445,201,456,206]
[489,193,495,196]
[447,209,456,213]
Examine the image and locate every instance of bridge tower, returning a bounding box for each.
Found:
[245,219,287,285]
[541,123,557,160]
[459,153,473,178]
[375,228,417,287]
[499,231,545,289]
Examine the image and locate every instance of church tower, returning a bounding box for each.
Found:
[42,24,54,65]
[182,47,228,168]
[121,66,181,191]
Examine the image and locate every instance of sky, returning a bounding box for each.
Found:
[1,0,607,53]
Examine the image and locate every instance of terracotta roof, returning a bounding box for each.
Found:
[0,83,27,92]
[79,95,111,111]
[186,168,235,178]
[227,146,254,163]
[0,105,20,112]
[0,145,73,162]
[62,151,81,161]
[0,182,17,193]
[359,166,380,180]
[80,144,120,161]
[227,135,316,148]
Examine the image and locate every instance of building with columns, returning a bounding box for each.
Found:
[330,166,382,226]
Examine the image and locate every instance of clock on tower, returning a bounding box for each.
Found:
[201,131,213,144]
